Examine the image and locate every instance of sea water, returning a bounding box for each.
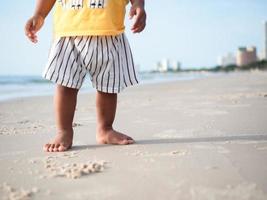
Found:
[0,71,222,101]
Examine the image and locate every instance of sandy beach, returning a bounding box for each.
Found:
[1,70,267,200]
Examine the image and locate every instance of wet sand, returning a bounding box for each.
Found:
[1,70,267,199]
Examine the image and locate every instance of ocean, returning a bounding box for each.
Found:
[0,71,222,102]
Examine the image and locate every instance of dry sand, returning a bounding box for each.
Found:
[0,70,267,199]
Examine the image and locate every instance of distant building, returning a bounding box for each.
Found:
[236,47,257,67]
[157,59,170,72]
[218,53,236,66]
[264,21,267,60]
[156,59,181,72]
[259,50,266,61]
[170,60,181,71]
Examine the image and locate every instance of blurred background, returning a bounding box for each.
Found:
[0,0,267,100]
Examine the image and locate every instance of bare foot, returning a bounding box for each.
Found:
[43,130,73,152]
[96,127,135,145]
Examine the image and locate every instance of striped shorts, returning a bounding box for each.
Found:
[42,33,139,93]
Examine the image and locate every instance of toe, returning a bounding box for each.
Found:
[53,144,60,152]
[126,136,134,140]
[58,145,67,152]
[126,137,135,143]
[43,144,50,152]
[49,144,55,152]
[127,139,135,144]
[124,135,135,144]
[119,139,130,145]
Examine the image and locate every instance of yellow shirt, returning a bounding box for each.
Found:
[53,0,129,37]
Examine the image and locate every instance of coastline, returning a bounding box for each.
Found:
[1,70,267,199]
[0,71,223,102]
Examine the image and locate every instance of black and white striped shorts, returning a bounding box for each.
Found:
[42,33,139,93]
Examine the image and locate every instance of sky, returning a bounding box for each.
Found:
[0,0,267,75]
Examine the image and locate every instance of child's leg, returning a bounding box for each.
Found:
[44,85,78,152]
[96,91,135,145]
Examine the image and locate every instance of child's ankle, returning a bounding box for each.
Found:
[57,128,74,135]
[97,125,113,133]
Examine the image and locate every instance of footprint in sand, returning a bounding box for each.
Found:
[45,161,107,179]
[40,154,107,179]
[189,182,267,200]
[215,146,230,154]
[255,146,267,150]
[127,149,188,157]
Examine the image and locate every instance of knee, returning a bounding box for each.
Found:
[57,84,79,95]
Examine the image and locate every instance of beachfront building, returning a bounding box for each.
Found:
[259,51,266,61]
[157,59,170,72]
[264,21,267,60]
[171,60,181,71]
[156,59,181,72]
[258,21,267,61]
[217,53,236,67]
[236,47,257,67]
